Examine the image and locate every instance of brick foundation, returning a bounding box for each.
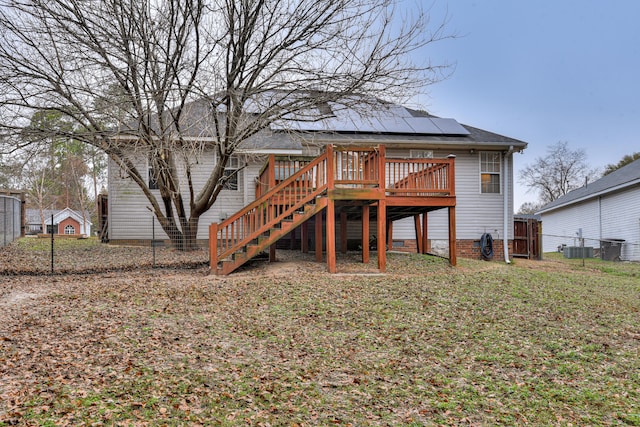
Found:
[392,238,513,261]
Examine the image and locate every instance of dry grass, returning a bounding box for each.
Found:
[1,239,639,425]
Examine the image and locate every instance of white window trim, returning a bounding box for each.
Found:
[479,151,502,194]
[64,224,76,235]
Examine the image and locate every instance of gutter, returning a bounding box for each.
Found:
[503,145,515,264]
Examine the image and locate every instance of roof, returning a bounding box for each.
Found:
[26,208,92,225]
[114,93,527,152]
[537,158,640,214]
[514,214,542,221]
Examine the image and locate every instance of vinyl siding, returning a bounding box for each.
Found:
[389,150,513,242]
[540,199,600,253]
[600,187,640,261]
[108,151,258,240]
[109,147,516,244]
[540,185,640,261]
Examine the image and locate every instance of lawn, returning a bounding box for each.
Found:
[1,241,639,426]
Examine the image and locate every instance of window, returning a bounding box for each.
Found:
[148,156,159,190]
[480,152,501,193]
[222,156,239,191]
[64,224,75,235]
[410,150,433,159]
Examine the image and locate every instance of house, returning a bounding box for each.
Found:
[537,158,640,261]
[107,97,527,272]
[26,208,92,237]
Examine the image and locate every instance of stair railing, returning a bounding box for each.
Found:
[210,151,328,267]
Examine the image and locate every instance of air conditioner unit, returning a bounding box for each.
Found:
[563,246,594,259]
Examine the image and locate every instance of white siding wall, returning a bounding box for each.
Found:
[540,186,640,261]
[108,152,264,241]
[109,147,517,245]
[389,150,513,242]
[540,199,600,253]
[601,188,640,261]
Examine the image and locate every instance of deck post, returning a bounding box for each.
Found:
[326,145,336,273]
[422,213,429,254]
[290,226,296,250]
[340,210,347,253]
[448,206,457,266]
[209,223,218,273]
[268,154,276,189]
[326,199,336,273]
[414,214,422,253]
[387,219,393,251]
[315,211,323,261]
[301,221,309,253]
[362,204,370,264]
[377,200,386,272]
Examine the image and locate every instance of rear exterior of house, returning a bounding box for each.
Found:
[538,159,640,261]
[107,101,527,262]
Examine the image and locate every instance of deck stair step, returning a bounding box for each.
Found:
[213,197,327,275]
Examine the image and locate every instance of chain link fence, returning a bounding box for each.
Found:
[0,214,210,275]
[546,233,639,262]
[0,195,21,248]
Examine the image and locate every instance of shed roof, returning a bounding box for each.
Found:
[537,158,640,214]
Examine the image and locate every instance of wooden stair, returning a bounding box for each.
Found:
[215,199,327,275]
[210,152,329,275]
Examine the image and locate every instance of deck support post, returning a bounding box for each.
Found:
[326,199,336,273]
[269,244,276,262]
[269,205,277,262]
[209,223,218,273]
[377,200,386,272]
[315,211,323,261]
[387,219,393,251]
[422,213,429,254]
[414,214,422,253]
[326,145,336,273]
[448,206,457,266]
[340,211,347,253]
[362,204,370,264]
[301,221,309,253]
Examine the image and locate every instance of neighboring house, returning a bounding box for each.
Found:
[537,158,640,261]
[26,208,92,236]
[107,97,527,270]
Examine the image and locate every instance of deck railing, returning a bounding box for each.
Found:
[257,147,455,198]
[386,156,455,197]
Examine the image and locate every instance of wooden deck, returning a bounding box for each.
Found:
[210,145,456,274]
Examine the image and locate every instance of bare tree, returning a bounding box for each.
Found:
[0,0,450,249]
[519,141,599,205]
[516,201,543,215]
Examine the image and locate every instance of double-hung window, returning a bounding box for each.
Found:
[480,152,501,193]
[222,156,240,191]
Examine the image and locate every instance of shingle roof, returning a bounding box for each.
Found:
[114,93,527,151]
[537,158,640,214]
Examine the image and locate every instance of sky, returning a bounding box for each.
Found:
[409,0,640,211]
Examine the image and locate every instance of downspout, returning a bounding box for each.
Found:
[503,145,515,264]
